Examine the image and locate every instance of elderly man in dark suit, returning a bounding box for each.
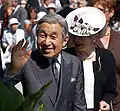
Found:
[10,0,28,29]
[7,14,87,111]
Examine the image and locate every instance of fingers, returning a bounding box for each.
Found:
[11,39,32,59]
[27,49,32,56]
[24,50,32,58]
[12,45,17,54]
[16,39,25,50]
[22,40,29,51]
[99,101,110,111]
[12,39,24,52]
[12,39,29,52]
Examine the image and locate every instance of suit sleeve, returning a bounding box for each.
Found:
[4,62,24,85]
[73,60,87,111]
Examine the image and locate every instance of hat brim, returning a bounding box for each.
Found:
[66,7,106,37]
[8,22,21,28]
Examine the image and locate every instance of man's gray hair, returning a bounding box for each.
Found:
[36,14,68,39]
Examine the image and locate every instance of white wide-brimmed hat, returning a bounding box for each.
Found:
[34,11,47,22]
[8,18,20,27]
[66,6,106,36]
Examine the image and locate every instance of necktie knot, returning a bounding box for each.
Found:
[51,59,57,65]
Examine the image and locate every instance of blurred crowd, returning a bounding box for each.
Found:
[0,0,91,69]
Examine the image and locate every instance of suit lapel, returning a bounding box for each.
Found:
[31,51,58,106]
[39,65,58,105]
[54,52,73,110]
[32,51,73,109]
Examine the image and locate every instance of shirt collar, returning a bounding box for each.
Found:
[84,50,96,62]
[49,53,61,65]
[57,53,61,64]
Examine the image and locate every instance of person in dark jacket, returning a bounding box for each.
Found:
[91,0,120,110]
[65,6,117,111]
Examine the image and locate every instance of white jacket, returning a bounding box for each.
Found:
[2,28,25,47]
[1,28,25,68]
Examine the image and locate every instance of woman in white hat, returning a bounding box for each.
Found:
[1,18,25,66]
[65,7,116,111]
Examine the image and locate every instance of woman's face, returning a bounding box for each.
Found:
[74,36,94,60]
[93,3,114,23]
[7,6,13,16]
[30,10,37,20]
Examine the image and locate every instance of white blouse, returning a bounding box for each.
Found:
[83,51,96,109]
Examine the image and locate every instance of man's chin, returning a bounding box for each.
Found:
[39,50,59,58]
[42,53,54,58]
[42,53,59,59]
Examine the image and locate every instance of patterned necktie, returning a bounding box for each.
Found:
[51,59,59,86]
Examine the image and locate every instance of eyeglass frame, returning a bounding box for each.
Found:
[98,8,109,13]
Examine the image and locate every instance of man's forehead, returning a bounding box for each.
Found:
[40,28,58,34]
[39,23,61,30]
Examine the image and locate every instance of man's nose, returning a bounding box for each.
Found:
[45,37,51,45]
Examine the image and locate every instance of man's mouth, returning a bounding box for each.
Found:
[43,48,53,52]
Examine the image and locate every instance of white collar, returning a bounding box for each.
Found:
[49,53,61,65]
[84,50,96,62]
[57,53,61,64]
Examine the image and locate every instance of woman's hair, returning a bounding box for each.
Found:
[36,14,68,39]
[3,1,12,9]
[92,0,116,11]
[28,7,38,19]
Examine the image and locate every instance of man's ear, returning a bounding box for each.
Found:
[62,35,69,47]
[110,8,114,18]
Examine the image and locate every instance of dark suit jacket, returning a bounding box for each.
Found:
[0,5,3,21]
[10,6,28,29]
[64,47,116,110]
[93,29,120,108]
[10,50,87,111]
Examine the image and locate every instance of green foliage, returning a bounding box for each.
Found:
[0,80,52,111]
[15,80,52,111]
[0,82,24,111]
[38,104,44,111]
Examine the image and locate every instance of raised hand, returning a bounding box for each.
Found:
[10,39,32,74]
